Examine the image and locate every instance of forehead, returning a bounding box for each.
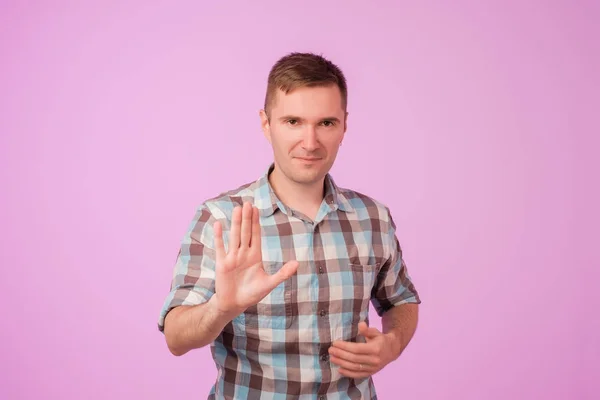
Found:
[270,85,344,118]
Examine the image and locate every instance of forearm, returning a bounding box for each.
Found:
[163,295,237,356]
[382,303,419,359]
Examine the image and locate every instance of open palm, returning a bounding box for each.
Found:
[213,202,298,316]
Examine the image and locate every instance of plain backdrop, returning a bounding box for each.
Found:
[1,1,598,399]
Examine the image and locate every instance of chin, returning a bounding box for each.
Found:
[289,169,324,185]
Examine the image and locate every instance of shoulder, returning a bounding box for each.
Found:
[336,185,395,227]
[183,179,258,240]
[196,179,258,221]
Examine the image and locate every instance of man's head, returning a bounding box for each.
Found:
[260,52,348,187]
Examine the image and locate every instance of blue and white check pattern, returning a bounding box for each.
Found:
[158,164,421,399]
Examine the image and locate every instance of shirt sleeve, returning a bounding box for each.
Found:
[370,208,421,317]
[157,205,218,332]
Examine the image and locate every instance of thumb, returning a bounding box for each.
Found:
[268,260,299,287]
[358,321,381,340]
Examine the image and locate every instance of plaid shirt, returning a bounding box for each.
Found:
[158,164,421,399]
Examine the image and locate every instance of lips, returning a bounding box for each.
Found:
[295,157,321,161]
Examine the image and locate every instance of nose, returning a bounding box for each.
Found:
[302,126,318,151]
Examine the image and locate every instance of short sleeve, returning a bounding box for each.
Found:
[157,205,218,332]
[371,208,421,317]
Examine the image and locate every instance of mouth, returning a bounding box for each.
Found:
[294,157,321,161]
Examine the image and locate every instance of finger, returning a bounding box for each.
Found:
[329,355,375,374]
[359,324,382,340]
[266,260,299,288]
[213,221,226,262]
[358,321,369,337]
[328,345,379,365]
[338,367,371,379]
[240,202,252,249]
[250,206,261,248]
[228,206,242,253]
[331,339,374,355]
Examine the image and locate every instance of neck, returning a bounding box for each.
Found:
[269,165,325,217]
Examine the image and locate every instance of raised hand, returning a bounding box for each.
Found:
[212,201,299,317]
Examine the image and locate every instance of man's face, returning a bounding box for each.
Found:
[260,85,347,186]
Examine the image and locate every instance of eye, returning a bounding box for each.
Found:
[287,119,298,126]
[321,120,335,127]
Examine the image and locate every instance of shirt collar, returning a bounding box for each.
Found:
[254,163,354,218]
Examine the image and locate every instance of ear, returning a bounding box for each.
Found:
[259,109,272,144]
[340,111,348,145]
[344,111,349,133]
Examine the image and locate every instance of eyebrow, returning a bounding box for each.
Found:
[278,115,341,122]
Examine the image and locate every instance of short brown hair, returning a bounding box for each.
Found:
[264,52,348,118]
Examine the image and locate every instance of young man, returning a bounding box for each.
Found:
[158,52,421,399]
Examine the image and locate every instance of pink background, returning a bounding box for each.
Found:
[1,1,598,399]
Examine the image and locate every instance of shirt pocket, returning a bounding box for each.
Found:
[330,262,379,342]
[348,263,379,315]
[232,261,295,334]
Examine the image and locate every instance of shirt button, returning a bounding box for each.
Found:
[318,266,323,273]
[319,310,327,317]
[320,354,329,362]
[319,397,325,400]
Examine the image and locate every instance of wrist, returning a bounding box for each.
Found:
[208,295,241,323]
[384,331,403,360]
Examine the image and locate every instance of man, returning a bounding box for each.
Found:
[158,52,421,399]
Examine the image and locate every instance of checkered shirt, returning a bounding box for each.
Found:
[158,164,421,399]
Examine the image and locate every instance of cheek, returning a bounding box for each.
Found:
[276,127,305,144]
[320,134,343,152]
[270,132,295,154]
